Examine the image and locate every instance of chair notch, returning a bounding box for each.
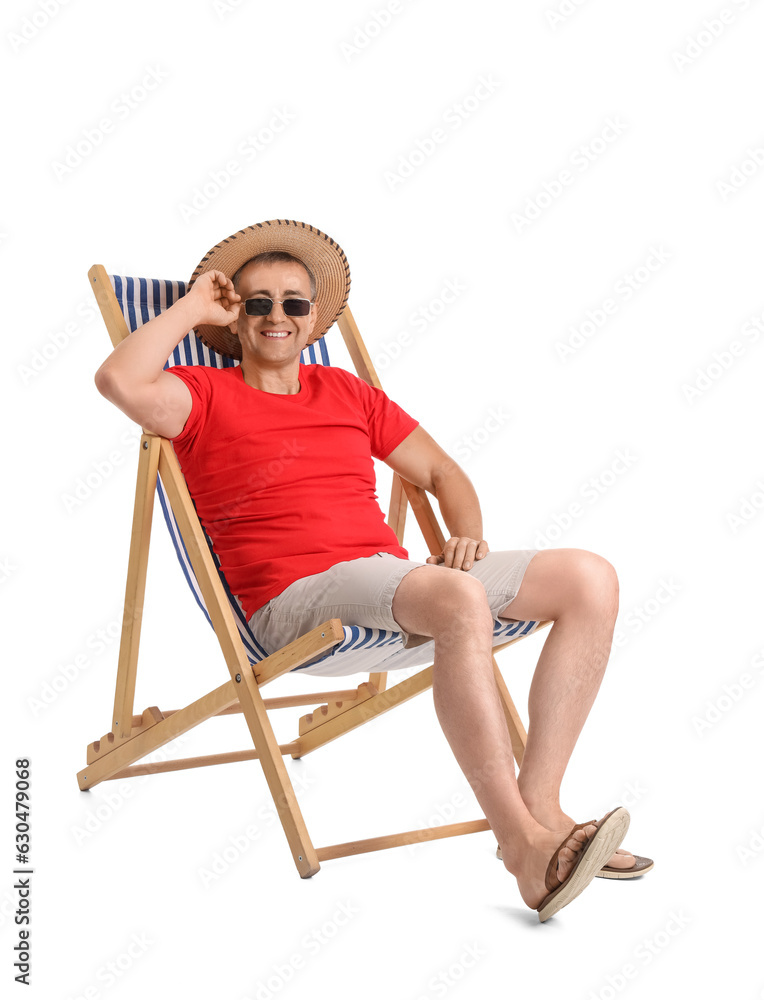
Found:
[87,706,165,763]
[298,682,378,736]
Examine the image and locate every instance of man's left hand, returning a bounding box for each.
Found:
[426,537,489,571]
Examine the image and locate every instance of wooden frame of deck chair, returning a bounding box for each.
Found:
[77,265,552,878]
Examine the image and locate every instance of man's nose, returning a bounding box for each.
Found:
[267,299,288,321]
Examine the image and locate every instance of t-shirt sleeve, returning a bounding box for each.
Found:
[352,374,419,459]
[165,366,211,448]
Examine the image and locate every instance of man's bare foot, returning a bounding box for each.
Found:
[519,795,636,871]
[500,819,600,910]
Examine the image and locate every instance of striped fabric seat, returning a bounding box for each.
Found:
[111,275,543,677]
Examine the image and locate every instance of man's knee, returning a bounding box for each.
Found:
[432,571,494,643]
[566,549,619,616]
[441,569,492,616]
[394,565,492,637]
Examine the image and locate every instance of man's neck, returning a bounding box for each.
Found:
[239,358,302,395]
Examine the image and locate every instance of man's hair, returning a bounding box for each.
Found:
[231,251,317,300]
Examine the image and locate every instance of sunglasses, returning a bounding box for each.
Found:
[244,297,313,317]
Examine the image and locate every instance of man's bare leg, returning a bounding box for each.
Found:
[391,562,611,909]
[497,548,634,869]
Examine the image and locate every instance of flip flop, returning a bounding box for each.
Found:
[496,842,653,879]
[597,853,654,879]
[534,806,630,922]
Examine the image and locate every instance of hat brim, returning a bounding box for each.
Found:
[188,219,351,359]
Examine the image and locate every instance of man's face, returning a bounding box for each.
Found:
[230,259,317,363]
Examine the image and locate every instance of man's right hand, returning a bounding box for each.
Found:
[186,270,242,327]
[93,269,243,440]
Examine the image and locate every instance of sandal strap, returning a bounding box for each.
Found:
[543,818,598,893]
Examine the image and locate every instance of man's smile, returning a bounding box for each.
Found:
[261,330,291,338]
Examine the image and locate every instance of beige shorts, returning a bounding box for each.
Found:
[247,549,539,655]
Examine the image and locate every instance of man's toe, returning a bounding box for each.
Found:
[555,822,599,883]
[604,847,636,869]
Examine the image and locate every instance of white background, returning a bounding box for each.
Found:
[4,0,764,997]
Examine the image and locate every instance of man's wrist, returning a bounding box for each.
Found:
[175,291,205,331]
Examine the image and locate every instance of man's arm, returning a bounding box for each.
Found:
[94,270,240,438]
[383,425,489,570]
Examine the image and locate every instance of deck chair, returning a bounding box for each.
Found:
[77,266,551,877]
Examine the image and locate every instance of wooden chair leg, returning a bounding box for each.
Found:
[235,668,321,877]
[158,442,323,878]
[492,656,527,767]
[491,656,529,858]
[112,434,161,741]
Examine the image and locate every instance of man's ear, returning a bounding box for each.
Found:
[307,300,318,338]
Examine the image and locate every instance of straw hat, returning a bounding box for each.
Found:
[188,219,351,358]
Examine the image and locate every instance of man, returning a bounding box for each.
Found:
[95,220,650,921]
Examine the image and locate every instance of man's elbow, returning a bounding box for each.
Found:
[430,456,464,496]
[429,464,450,496]
[94,362,118,402]
[94,364,136,417]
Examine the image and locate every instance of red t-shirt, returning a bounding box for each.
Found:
[167,363,419,620]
